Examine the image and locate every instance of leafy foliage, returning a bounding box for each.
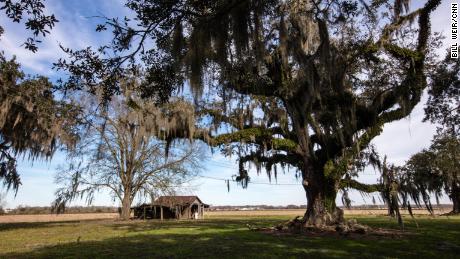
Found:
[425,53,460,135]
[378,132,460,218]
[0,55,81,193]
[0,0,76,193]
[0,0,58,52]
[401,133,460,214]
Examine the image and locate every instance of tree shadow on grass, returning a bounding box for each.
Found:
[3,229,460,259]
[1,229,355,258]
[0,217,279,234]
[1,217,460,258]
[0,220,86,232]
[108,218,281,233]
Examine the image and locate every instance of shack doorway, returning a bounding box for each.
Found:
[191,204,199,219]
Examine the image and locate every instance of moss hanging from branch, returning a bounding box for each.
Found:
[0,55,81,192]
[53,0,442,227]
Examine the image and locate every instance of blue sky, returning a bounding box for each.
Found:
[0,0,455,208]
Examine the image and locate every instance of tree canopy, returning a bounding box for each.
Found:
[0,0,79,193]
[54,0,443,227]
[402,133,460,214]
[0,55,81,193]
[425,53,459,135]
[0,0,58,52]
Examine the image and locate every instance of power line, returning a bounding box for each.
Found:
[195,174,300,186]
[206,161,237,169]
[206,164,235,169]
[207,160,235,166]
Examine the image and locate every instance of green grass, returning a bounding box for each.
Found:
[0,214,459,258]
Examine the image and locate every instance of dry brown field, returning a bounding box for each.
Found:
[0,208,449,223]
[0,213,118,223]
[205,208,446,217]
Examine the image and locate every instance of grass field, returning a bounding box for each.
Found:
[0,212,459,258]
[0,208,442,223]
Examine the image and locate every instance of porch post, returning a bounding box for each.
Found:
[160,206,163,221]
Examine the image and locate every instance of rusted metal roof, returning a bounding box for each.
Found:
[154,196,205,206]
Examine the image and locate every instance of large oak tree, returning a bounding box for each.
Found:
[56,0,442,227]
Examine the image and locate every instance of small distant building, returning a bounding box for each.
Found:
[133,196,209,220]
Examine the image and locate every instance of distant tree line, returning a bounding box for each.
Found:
[207,204,454,211]
[3,205,118,215]
[209,205,307,211]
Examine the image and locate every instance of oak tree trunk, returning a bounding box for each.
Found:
[301,166,344,227]
[285,102,345,227]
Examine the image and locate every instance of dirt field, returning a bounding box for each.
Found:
[206,208,446,217]
[0,208,448,223]
[0,213,118,223]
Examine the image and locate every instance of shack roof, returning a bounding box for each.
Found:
[154,196,209,207]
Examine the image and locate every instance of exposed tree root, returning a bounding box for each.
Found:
[440,211,460,216]
[247,216,408,239]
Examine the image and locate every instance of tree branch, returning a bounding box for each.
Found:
[340,178,383,193]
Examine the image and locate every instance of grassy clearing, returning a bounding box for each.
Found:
[0,214,459,258]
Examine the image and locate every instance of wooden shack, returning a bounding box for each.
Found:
[133,196,209,220]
